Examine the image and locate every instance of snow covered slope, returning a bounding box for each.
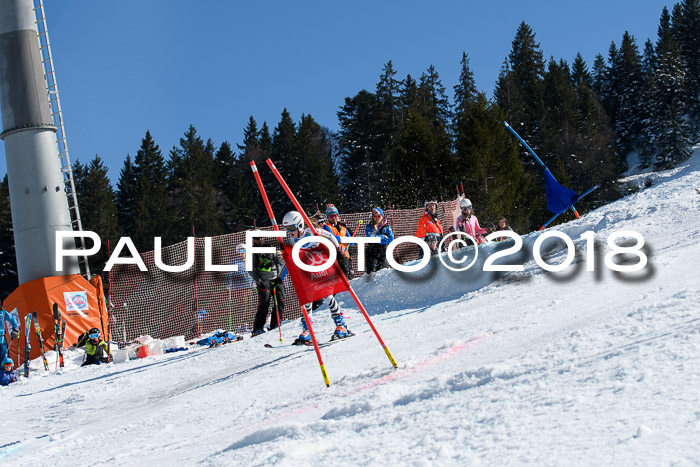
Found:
[2,148,699,466]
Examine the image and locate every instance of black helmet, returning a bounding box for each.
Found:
[88,328,100,339]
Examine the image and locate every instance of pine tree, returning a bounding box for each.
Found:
[385,109,435,207]
[237,117,278,227]
[168,125,222,239]
[653,21,692,169]
[453,52,478,117]
[214,141,243,231]
[417,65,451,132]
[638,40,658,169]
[337,89,382,211]
[612,32,645,159]
[130,131,171,250]
[73,156,121,271]
[116,155,136,238]
[599,42,620,126]
[592,53,609,100]
[375,61,401,153]
[399,74,419,123]
[293,114,340,213]
[541,58,576,171]
[495,22,546,164]
[571,53,592,88]
[671,0,700,136]
[0,175,18,296]
[269,109,298,215]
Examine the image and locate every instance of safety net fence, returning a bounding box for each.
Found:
[108,197,462,345]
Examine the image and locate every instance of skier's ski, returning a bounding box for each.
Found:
[265,332,355,349]
[23,314,32,377]
[31,311,49,371]
[264,343,302,349]
[329,329,355,342]
[53,304,64,369]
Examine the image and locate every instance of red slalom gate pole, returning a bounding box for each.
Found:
[266,158,398,369]
[107,240,112,354]
[250,162,323,378]
[192,226,200,338]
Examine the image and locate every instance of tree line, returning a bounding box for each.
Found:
[0,2,698,294]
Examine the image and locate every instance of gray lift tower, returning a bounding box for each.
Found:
[0,0,83,284]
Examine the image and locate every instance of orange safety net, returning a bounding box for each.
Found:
[108,198,462,344]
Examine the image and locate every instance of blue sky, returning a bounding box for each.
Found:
[0,0,671,183]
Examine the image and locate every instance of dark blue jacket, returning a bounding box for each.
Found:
[1,369,17,386]
[365,221,394,245]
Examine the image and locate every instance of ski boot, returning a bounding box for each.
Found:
[331,314,353,341]
[293,330,312,346]
[251,328,265,337]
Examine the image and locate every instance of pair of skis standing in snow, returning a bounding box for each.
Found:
[1,303,67,384]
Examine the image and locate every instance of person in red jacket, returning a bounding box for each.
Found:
[415,198,443,255]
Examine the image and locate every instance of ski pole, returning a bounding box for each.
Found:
[267,158,398,369]
[7,334,15,376]
[272,284,282,343]
[352,219,363,237]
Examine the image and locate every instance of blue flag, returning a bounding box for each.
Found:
[544,170,578,214]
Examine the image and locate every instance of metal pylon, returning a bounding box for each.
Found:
[32,0,91,279]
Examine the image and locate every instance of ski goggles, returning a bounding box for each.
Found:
[284,225,298,232]
[461,206,472,212]
[89,331,100,339]
[3,363,12,371]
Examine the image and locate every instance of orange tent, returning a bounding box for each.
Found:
[4,274,103,366]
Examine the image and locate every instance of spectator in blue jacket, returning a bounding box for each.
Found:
[1,357,18,386]
[364,207,395,274]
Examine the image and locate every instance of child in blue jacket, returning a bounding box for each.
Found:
[1,357,18,386]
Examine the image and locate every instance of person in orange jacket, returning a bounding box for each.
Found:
[415,198,443,255]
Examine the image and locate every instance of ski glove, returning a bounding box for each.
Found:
[10,329,19,340]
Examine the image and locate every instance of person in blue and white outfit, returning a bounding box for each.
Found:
[282,211,352,345]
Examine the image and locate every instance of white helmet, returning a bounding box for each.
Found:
[460,198,472,210]
[236,243,246,255]
[282,211,304,231]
